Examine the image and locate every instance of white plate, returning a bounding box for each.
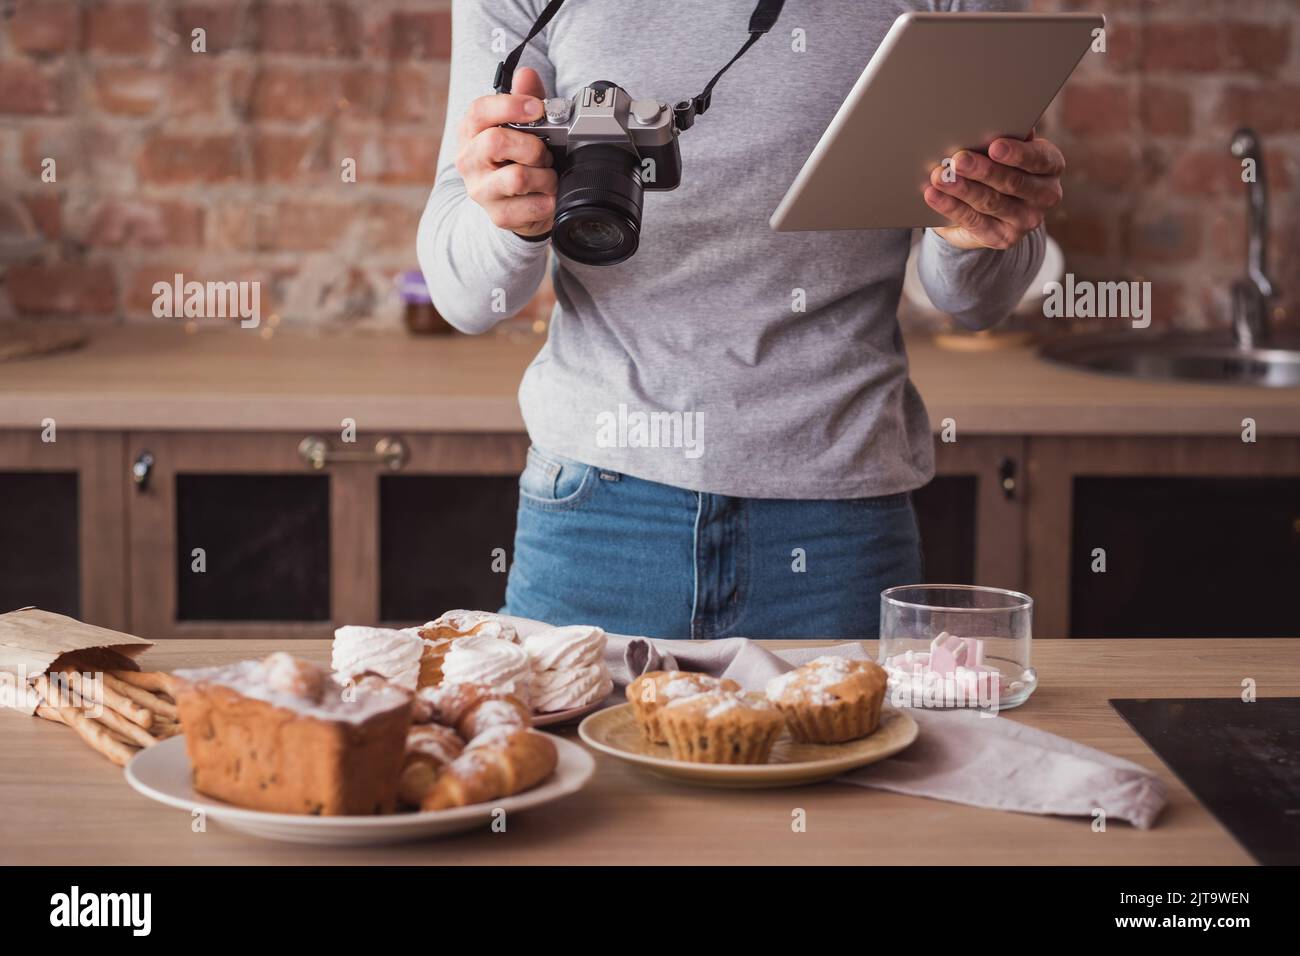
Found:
[531,697,610,726]
[125,734,594,846]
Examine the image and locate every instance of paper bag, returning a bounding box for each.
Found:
[0,608,153,714]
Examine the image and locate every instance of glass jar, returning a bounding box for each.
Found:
[878,584,1037,712]
[398,270,453,335]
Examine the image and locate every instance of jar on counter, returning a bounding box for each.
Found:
[398,270,454,335]
[878,584,1037,712]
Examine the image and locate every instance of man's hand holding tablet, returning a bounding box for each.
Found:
[769,12,1101,238]
[925,129,1066,251]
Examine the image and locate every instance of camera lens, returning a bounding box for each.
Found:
[567,218,625,253]
[552,144,643,266]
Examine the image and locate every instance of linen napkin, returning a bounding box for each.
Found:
[584,624,1167,830]
[499,621,1170,832]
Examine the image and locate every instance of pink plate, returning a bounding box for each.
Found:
[531,697,611,727]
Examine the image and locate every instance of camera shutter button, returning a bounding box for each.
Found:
[544,97,571,124]
[630,99,662,125]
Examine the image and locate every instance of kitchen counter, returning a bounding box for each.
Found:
[2,323,1298,434]
[3,637,1295,865]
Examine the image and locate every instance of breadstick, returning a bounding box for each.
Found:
[34,677,140,764]
[37,675,157,748]
[58,668,152,728]
[92,707,158,748]
[151,721,182,739]
[53,703,138,767]
[34,702,65,725]
[111,669,179,699]
[99,725,136,747]
[104,674,178,720]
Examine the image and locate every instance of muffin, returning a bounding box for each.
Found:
[657,691,785,764]
[765,656,888,743]
[626,670,742,743]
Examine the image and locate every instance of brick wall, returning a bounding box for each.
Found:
[0,0,1295,331]
[1037,0,1298,330]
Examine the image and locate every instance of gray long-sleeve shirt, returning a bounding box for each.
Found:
[419,0,1044,499]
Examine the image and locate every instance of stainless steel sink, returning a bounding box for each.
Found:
[1039,128,1300,389]
[1039,332,1300,388]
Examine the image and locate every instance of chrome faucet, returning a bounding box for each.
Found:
[1228,129,1274,348]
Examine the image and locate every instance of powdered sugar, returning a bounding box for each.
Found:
[661,674,726,700]
[175,657,409,724]
[765,655,870,705]
[706,696,743,718]
[665,690,774,717]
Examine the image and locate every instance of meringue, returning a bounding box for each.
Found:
[331,625,426,691]
[530,665,613,713]
[524,625,613,712]
[523,624,606,670]
[441,635,532,705]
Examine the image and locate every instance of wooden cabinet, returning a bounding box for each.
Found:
[3,428,1297,640]
[1025,436,1300,639]
[366,433,527,626]
[128,432,340,639]
[123,431,528,638]
[924,437,1026,592]
[0,431,127,630]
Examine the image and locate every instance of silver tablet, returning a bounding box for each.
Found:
[769,12,1104,232]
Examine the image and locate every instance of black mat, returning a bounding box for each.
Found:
[1111,697,1300,865]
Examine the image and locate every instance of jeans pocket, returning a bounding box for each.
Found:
[518,445,597,511]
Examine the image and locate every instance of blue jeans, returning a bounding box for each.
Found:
[503,446,923,639]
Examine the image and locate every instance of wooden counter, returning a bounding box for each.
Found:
[3,638,1294,865]
[2,323,1298,434]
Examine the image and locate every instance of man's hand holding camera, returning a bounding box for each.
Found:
[455,68,556,239]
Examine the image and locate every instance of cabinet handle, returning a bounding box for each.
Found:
[132,450,154,491]
[298,435,409,471]
[997,456,1017,501]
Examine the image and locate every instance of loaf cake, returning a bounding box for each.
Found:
[174,653,413,816]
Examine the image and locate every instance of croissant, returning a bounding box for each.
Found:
[397,724,465,808]
[416,682,531,743]
[418,729,558,811]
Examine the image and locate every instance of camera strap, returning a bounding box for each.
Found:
[674,0,786,130]
[493,0,567,95]
[492,0,787,130]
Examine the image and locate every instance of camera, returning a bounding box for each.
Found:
[507,81,682,266]
[492,0,785,265]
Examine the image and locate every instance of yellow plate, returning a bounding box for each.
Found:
[577,702,918,789]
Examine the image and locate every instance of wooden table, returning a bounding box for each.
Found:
[3,639,1295,865]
